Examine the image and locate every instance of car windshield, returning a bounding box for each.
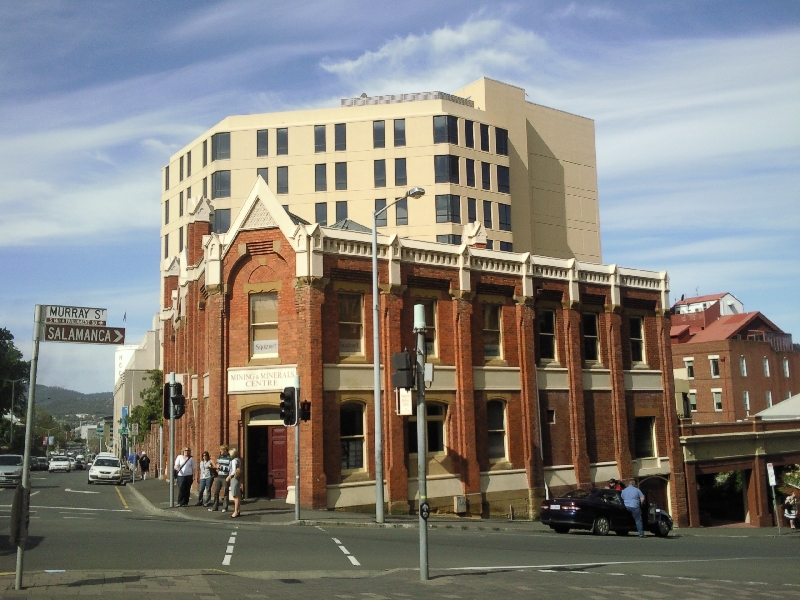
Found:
[560,489,593,499]
[0,456,22,466]
[94,458,119,467]
[52,457,68,462]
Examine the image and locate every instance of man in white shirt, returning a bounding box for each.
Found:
[174,447,195,507]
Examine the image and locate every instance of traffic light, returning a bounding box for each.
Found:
[163,383,185,420]
[300,401,311,422]
[391,350,415,389]
[279,387,297,426]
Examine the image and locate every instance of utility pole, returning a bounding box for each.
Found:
[169,372,175,508]
[413,304,429,581]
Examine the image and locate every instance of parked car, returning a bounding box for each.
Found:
[49,456,71,473]
[87,456,128,485]
[540,488,673,537]
[0,455,24,487]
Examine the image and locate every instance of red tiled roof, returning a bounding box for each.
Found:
[673,292,729,307]
[670,324,690,338]
[686,311,782,343]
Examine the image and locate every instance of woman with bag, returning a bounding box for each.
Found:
[174,447,195,507]
[196,451,214,507]
[785,490,799,530]
[227,448,242,518]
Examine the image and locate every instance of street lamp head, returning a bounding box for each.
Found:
[406,187,425,199]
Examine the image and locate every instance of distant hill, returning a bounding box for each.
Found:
[34,385,113,417]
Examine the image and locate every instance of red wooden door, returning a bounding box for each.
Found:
[268,426,288,499]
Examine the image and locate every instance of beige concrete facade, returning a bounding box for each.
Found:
[159,77,601,279]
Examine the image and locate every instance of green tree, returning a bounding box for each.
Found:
[1,328,30,421]
[129,369,163,444]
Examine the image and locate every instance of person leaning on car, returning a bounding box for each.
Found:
[620,481,646,537]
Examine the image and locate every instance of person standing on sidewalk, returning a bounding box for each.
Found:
[196,451,214,506]
[621,481,647,537]
[785,490,798,530]
[128,450,139,481]
[174,447,195,507]
[228,448,242,518]
[208,445,231,512]
[139,452,151,480]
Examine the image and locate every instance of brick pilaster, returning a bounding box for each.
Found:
[563,306,591,488]
[657,313,689,527]
[452,292,481,505]
[606,309,633,480]
[295,277,328,509]
[381,286,409,513]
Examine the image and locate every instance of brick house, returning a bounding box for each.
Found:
[156,178,689,524]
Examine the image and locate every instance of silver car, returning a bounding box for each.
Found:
[0,455,23,487]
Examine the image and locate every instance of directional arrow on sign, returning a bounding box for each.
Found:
[41,324,125,345]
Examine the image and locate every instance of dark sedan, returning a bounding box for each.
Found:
[540,488,673,537]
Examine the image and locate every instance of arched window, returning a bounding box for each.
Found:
[340,403,365,471]
[407,402,446,454]
[486,400,507,461]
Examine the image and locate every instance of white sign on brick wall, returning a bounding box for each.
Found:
[227,365,297,394]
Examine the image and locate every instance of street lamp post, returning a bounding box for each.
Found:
[372,186,425,524]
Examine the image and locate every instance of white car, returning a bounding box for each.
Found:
[49,456,71,472]
[88,456,127,485]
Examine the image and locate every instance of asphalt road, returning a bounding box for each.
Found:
[0,470,798,598]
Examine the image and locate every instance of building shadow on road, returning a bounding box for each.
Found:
[0,536,44,556]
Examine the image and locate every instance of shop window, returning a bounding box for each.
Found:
[538,309,556,362]
[583,313,600,363]
[630,316,645,364]
[407,403,446,454]
[250,293,279,358]
[633,417,655,459]
[338,293,363,355]
[483,304,502,360]
[486,400,507,461]
[340,403,365,471]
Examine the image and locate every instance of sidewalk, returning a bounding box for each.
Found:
[125,477,792,536]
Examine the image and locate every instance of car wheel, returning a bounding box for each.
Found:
[553,526,570,534]
[614,529,629,536]
[655,519,670,537]
[592,516,610,536]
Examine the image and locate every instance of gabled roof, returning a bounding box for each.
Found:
[328,218,371,233]
[686,311,783,343]
[673,292,730,307]
[285,210,310,226]
[756,393,800,420]
[670,324,690,338]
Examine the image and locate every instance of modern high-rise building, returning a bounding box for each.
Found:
[160,77,602,278]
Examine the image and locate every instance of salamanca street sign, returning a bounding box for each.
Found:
[42,324,125,345]
[43,305,107,326]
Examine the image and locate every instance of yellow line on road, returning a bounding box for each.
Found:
[115,486,129,509]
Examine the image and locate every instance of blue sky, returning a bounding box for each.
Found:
[1,1,798,393]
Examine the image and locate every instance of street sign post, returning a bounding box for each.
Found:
[16,304,125,590]
[767,462,781,533]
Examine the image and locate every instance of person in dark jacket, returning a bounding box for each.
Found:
[139,452,151,480]
[208,445,231,512]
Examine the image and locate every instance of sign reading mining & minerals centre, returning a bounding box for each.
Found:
[39,305,125,345]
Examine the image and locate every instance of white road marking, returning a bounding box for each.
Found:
[63,516,95,520]
[330,537,360,567]
[222,530,237,566]
[64,488,99,494]
[30,491,39,496]
[0,504,130,512]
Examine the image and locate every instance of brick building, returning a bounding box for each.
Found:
[671,295,800,423]
[154,178,688,524]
